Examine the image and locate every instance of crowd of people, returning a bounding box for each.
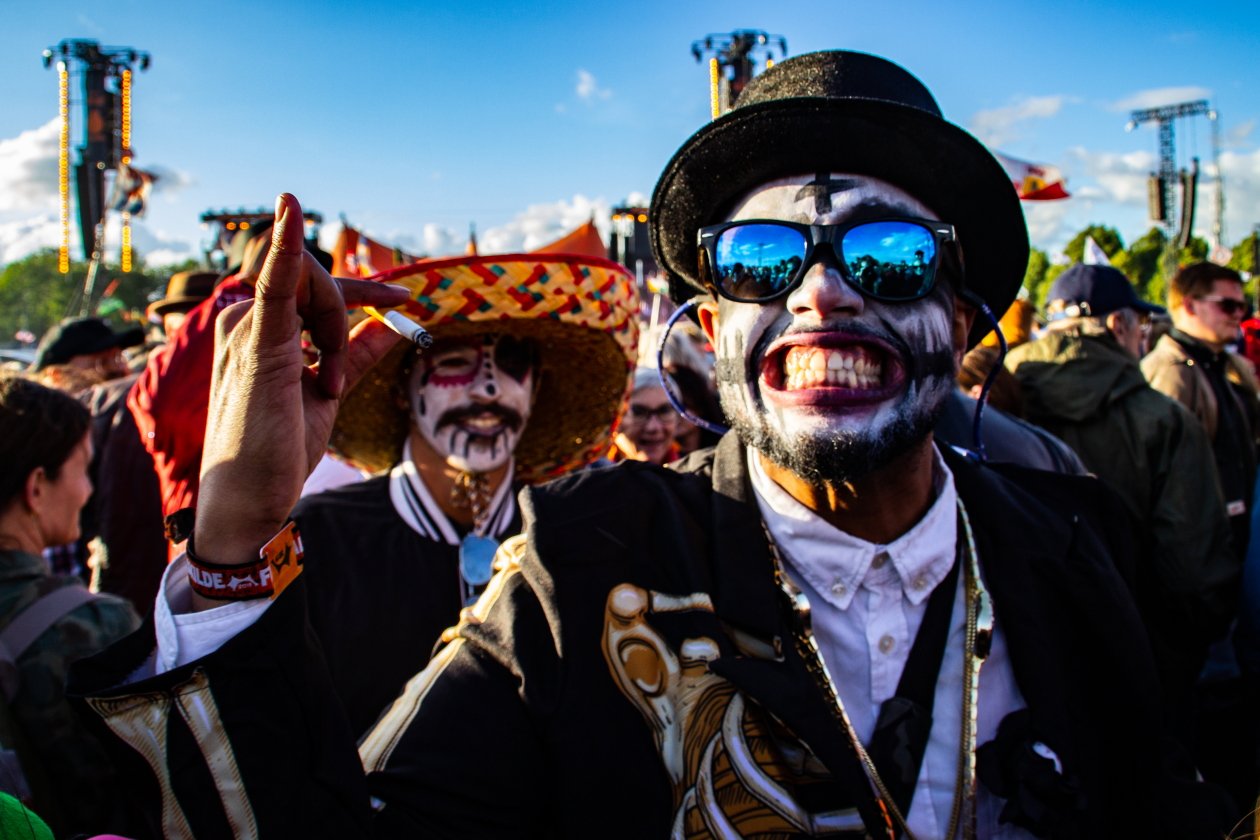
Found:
[0,48,1258,839]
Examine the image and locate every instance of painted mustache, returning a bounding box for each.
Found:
[436,404,525,436]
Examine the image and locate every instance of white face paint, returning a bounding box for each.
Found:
[408,334,537,473]
[710,173,959,483]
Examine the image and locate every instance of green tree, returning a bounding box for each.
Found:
[1226,231,1259,303]
[0,250,195,347]
[1063,225,1124,265]
[1022,247,1051,309]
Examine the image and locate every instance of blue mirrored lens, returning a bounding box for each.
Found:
[841,221,937,299]
[714,224,807,300]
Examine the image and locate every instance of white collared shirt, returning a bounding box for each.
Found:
[749,446,1032,839]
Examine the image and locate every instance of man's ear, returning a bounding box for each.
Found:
[696,300,720,346]
[952,295,978,356]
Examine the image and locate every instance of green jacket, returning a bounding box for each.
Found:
[0,549,139,836]
[1006,328,1237,651]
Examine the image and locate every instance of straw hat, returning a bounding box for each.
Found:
[331,253,640,483]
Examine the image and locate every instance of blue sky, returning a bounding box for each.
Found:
[3,0,1258,268]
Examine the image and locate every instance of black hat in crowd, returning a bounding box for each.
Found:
[33,317,145,371]
[649,50,1029,346]
[1047,264,1165,319]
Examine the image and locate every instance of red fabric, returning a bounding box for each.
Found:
[128,278,254,536]
[1242,318,1260,372]
[532,221,607,258]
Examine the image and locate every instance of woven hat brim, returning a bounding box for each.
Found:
[330,254,639,482]
[650,98,1029,347]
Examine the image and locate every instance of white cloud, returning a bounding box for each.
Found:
[576,69,611,103]
[1216,147,1260,245]
[1066,146,1157,205]
[0,120,199,267]
[970,95,1069,147]
[1225,119,1255,149]
[0,119,60,214]
[481,194,611,253]
[0,214,63,264]
[1110,86,1212,112]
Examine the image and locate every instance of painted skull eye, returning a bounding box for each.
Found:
[423,343,479,384]
[493,336,539,384]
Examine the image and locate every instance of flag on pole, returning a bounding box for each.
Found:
[1083,236,1111,266]
[332,221,422,277]
[992,152,1070,200]
[110,163,157,217]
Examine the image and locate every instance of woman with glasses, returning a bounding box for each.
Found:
[607,367,681,466]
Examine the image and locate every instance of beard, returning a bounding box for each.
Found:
[720,360,953,485]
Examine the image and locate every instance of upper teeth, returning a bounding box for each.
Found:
[782,346,883,391]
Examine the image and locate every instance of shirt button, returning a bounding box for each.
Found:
[871,553,888,570]
[831,581,847,596]
[911,574,929,590]
[879,635,895,654]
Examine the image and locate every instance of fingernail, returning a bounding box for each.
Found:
[386,284,410,293]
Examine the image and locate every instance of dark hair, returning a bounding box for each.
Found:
[957,346,1024,417]
[1169,262,1242,311]
[0,376,91,508]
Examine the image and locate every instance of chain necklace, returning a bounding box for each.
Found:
[763,498,992,840]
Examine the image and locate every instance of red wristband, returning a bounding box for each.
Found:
[186,521,305,601]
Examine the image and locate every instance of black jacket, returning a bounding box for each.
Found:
[71,436,1225,839]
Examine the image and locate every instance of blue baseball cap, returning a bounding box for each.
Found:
[1046,264,1165,319]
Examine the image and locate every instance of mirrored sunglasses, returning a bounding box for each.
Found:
[698,217,957,304]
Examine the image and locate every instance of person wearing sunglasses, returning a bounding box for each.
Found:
[70,53,1229,839]
[1144,261,1258,564]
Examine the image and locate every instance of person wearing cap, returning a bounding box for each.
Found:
[73,55,1227,838]
[146,271,218,337]
[31,317,144,384]
[1007,263,1236,745]
[1143,262,1258,562]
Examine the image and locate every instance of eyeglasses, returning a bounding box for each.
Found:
[697,217,957,304]
[626,403,677,424]
[1197,296,1248,317]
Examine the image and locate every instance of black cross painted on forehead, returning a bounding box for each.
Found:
[794,172,858,215]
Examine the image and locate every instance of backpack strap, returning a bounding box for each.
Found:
[0,586,100,701]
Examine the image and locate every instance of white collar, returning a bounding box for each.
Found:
[748,444,958,610]
[388,438,517,546]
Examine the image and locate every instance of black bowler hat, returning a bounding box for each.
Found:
[33,317,145,371]
[649,50,1029,346]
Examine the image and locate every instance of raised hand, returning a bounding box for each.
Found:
[195,194,409,577]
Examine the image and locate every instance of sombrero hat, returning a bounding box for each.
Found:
[650,50,1029,347]
[331,253,640,483]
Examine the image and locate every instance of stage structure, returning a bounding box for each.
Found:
[42,39,151,313]
[691,30,787,119]
[1125,100,1222,261]
[200,208,323,271]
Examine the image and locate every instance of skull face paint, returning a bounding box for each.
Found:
[710,173,960,484]
[408,334,538,473]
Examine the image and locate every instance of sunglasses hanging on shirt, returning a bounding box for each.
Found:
[698,217,957,304]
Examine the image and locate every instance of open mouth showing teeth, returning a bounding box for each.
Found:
[781,345,884,391]
[461,415,507,434]
[760,336,904,407]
